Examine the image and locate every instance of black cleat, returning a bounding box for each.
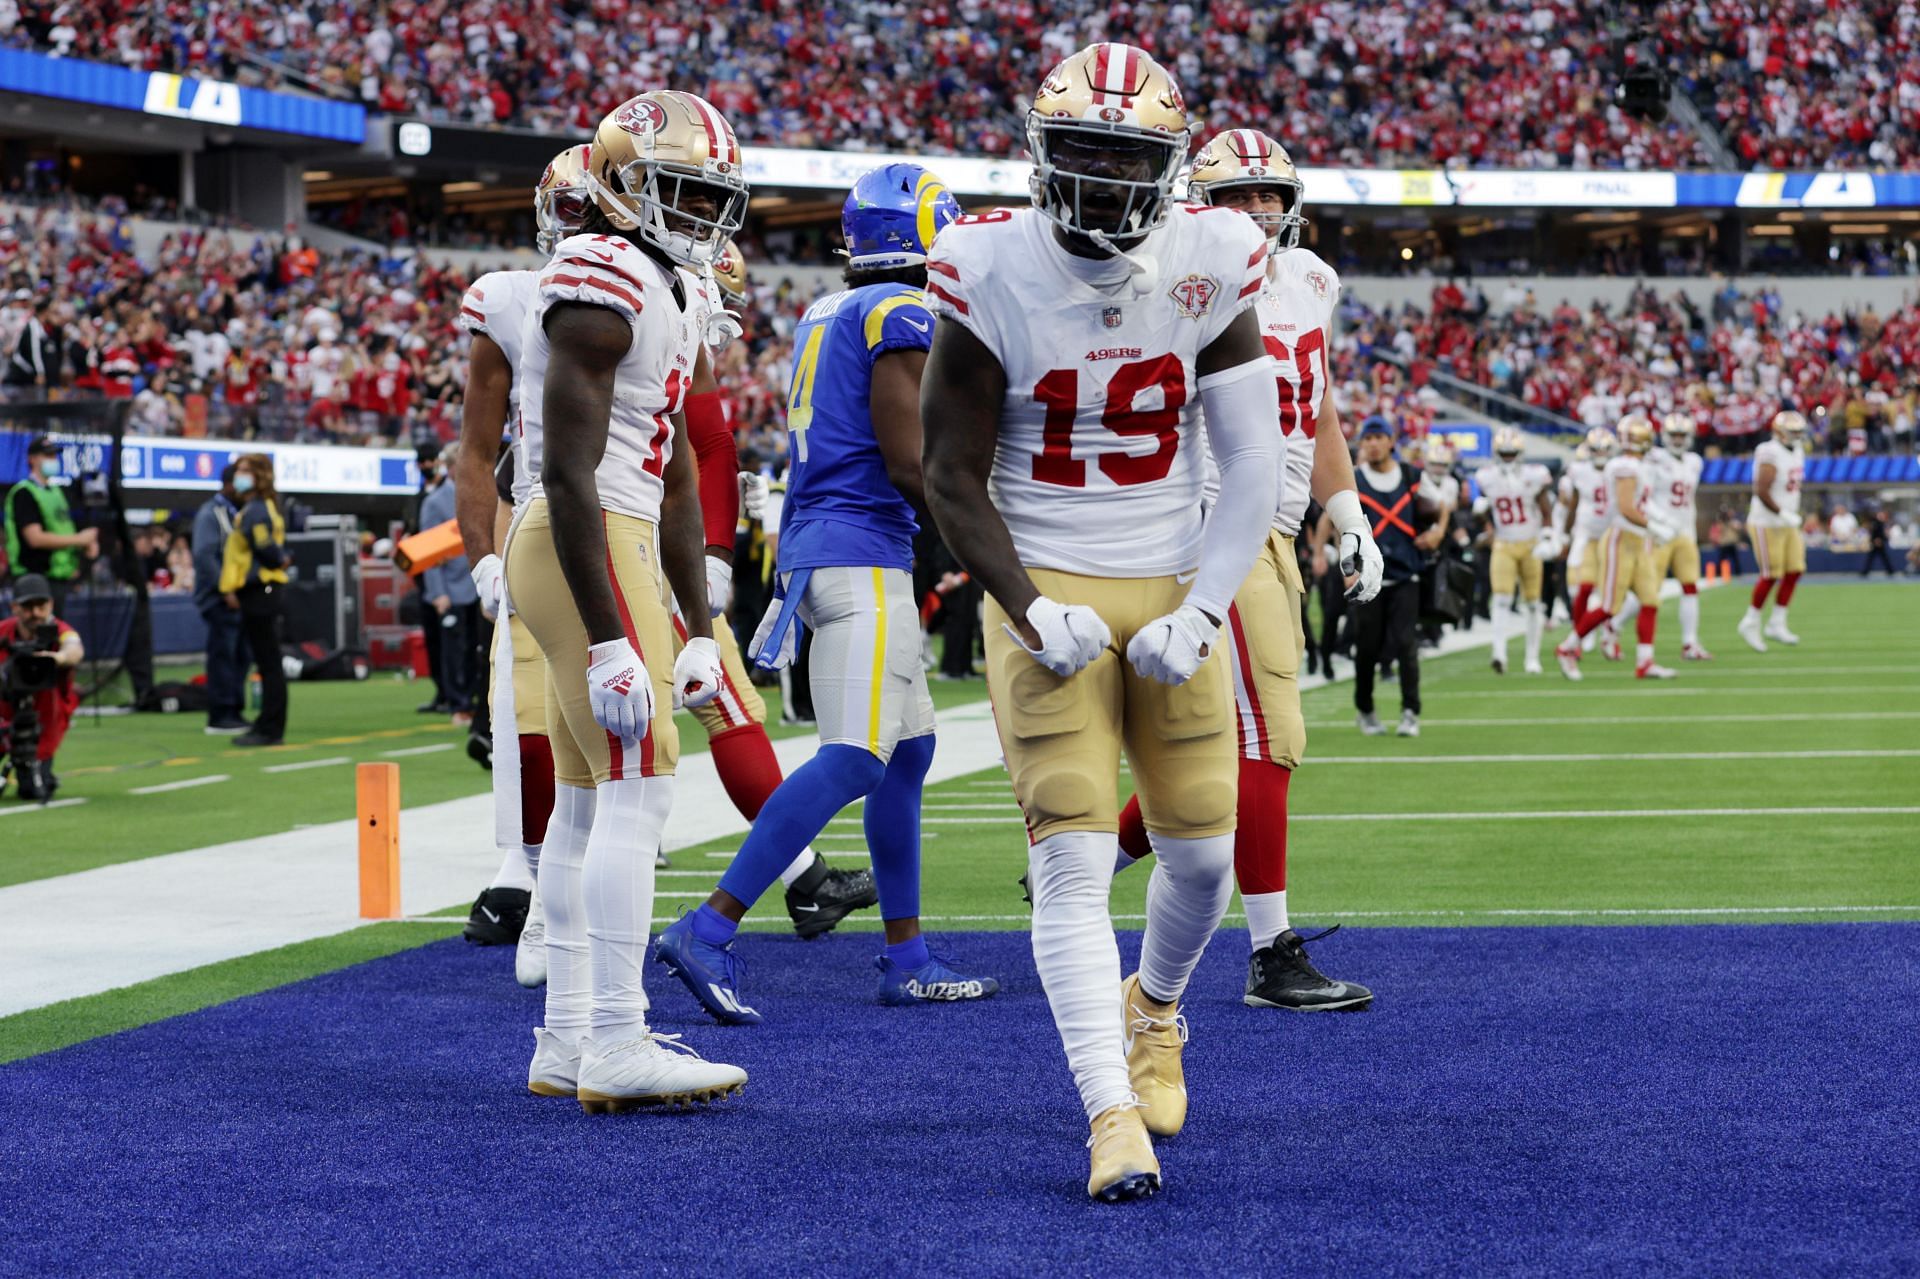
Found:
[1245,926,1373,1011]
[463,886,531,946]
[1019,873,1031,907]
[784,858,878,939]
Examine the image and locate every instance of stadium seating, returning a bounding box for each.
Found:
[7,0,1913,169]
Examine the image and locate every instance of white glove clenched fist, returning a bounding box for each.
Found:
[587,638,653,742]
[748,598,797,670]
[1126,603,1218,685]
[470,553,504,620]
[1007,596,1110,678]
[705,555,733,617]
[673,635,725,709]
[738,471,770,521]
[1339,531,1385,603]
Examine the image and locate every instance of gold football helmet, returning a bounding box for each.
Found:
[1425,439,1455,473]
[1585,426,1620,460]
[584,91,749,269]
[534,144,592,255]
[1028,42,1190,246]
[1661,412,1697,453]
[712,238,748,307]
[1771,410,1808,445]
[1619,413,1655,455]
[1492,426,1526,465]
[1187,128,1306,251]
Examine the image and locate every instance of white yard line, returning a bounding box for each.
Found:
[381,743,457,758]
[1306,748,1920,766]
[1290,805,1920,823]
[0,798,87,817]
[1305,710,1920,729]
[128,775,229,796]
[1415,684,1917,700]
[262,756,354,774]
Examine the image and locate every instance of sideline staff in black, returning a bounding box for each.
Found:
[1351,419,1440,738]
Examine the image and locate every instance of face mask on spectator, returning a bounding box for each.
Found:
[234,473,256,495]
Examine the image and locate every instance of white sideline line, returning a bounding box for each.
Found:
[1418,684,1918,700]
[963,780,1011,788]
[0,798,87,816]
[1307,748,1920,766]
[830,816,1022,827]
[128,775,229,796]
[262,756,353,774]
[702,851,740,859]
[1644,665,1916,678]
[381,743,456,758]
[656,870,716,878]
[1305,710,1920,729]
[1290,805,1920,824]
[920,803,1022,811]
[655,892,711,900]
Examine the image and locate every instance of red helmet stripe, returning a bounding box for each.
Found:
[681,92,732,165]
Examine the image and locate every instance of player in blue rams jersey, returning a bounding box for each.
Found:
[655,163,999,1021]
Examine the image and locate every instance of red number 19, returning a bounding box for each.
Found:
[1032,355,1188,488]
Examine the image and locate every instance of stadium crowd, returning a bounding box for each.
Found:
[5,0,1916,171]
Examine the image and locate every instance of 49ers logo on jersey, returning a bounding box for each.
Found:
[615,98,669,136]
[1168,274,1218,319]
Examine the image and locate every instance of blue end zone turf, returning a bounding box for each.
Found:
[3,924,1916,1275]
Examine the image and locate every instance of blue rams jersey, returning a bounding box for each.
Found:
[777,281,933,572]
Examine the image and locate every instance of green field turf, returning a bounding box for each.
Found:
[3,578,1914,1063]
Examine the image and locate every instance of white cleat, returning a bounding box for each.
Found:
[1737,615,1768,653]
[1682,642,1713,662]
[1601,627,1623,662]
[527,1027,581,1098]
[1555,643,1584,682]
[1635,660,1678,680]
[1356,711,1386,736]
[1396,710,1420,738]
[516,890,547,989]
[576,1032,747,1114]
[1523,656,1544,675]
[1764,619,1800,646]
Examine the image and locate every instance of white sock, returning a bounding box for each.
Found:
[1027,830,1131,1122]
[584,775,675,1042]
[1679,592,1700,646]
[1242,890,1290,954]
[1637,641,1654,665]
[489,841,536,892]
[1523,601,1544,664]
[778,848,819,888]
[1616,593,1641,630]
[1743,605,1763,625]
[538,783,595,1040]
[1770,606,1790,628]
[1490,593,1513,663]
[1136,831,1235,1006]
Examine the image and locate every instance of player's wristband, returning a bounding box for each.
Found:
[1324,488,1369,539]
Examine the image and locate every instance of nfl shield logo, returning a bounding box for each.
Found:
[1102,306,1122,329]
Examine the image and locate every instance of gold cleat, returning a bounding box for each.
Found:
[1121,973,1190,1137]
[1087,1104,1161,1202]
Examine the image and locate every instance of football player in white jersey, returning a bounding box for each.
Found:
[1419,438,1461,541]
[1557,426,1618,649]
[1739,410,1809,651]
[502,91,747,1112]
[1108,127,1380,1015]
[454,145,589,987]
[920,44,1283,1202]
[1554,414,1677,680]
[1473,428,1556,674]
[1645,412,1711,660]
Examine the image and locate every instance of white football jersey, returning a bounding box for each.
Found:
[1562,458,1610,540]
[1603,454,1647,534]
[458,269,536,505]
[1748,438,1805,528]
[1478,462,1553,542]
[1420,470,1460,516]
[1644,448,1703,533]
[925,203,1269,577]
[517,234,702,523]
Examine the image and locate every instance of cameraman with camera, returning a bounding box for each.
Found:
[0,573,83,802]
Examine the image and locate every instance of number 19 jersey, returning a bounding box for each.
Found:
[924,203,1268,577]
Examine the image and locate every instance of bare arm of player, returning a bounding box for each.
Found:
[1306,395,1358,504]
[659,412,714,642]
[871,348,929,511]
[1186,308,1282,624]
[920,320,1042,647]
[540,302,630,645]
[1754,460,1780,514]
[455,332,511,562]
[1616,474,1649,527]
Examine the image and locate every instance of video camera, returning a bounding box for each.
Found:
[1,619,61,802]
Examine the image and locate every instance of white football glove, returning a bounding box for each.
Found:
[1644,513,1678,546]
[469,553,504,620]
[672,635,725,709]
[738,471,770,521]
[586,638,653,743]
[1126,603,1218,686]
[705,555,733,617]
[1532,530,1563,561]
[1006,596,1110,679]
[748,597,797,670]
[703,307,744,351]
[1324,489,1384,603]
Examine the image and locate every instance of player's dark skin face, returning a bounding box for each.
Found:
[1046,132,1171,257]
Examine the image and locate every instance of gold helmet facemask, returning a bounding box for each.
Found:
[1661,413,1697,453]
[1187,129,1307,251]
[534,144,592,256]
[585,91,750,270]
[1027,43,1190,249]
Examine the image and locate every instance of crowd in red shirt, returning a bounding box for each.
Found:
[7,0,1913,169]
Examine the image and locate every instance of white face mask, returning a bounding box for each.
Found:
[234,473,256,495]
[37,457,57,479]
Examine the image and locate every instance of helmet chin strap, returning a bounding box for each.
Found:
[1085,227,1160,296]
